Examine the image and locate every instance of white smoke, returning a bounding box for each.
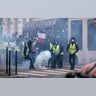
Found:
[21,60,30,69]
[34,50,51,69]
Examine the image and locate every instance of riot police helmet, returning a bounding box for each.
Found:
[71,37,75,42]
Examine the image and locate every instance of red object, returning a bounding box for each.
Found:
[37,32,46,43]
[93,18,96,26]
[80,63,96,77]
[38,38,45,43]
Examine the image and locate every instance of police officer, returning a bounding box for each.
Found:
[22,43,35,69]
[58,43,64,69]
[51,42,60,69]
[28,40,36,63]
[32,38,38,53]
[14,43,22,63]
[28,40,32,53]
[47,42,53,67]
[67,37,79,70]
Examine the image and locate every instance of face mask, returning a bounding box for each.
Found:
[56,42,58,45]
[72,39,74,42]
[54,45,56,47]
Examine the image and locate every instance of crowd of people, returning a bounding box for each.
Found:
[48,37,79,70]
[1,36,96,78]
[0,36,79,70]
[21,36,79,70]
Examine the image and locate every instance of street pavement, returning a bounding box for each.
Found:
[0,68,80,78]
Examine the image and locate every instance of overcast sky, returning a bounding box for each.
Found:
[0,0,95,18]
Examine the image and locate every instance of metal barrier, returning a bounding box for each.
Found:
[6,47,18,76]
[0,53,1,65]
[15,51,17,75]
[6,47,8,74]
[8,50,11,76]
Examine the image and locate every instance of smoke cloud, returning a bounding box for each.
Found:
[34,50,51,69]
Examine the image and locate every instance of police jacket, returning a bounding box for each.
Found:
[60,44,64,55]
[49,42,53,53]
[67,41,79,55]
[28,40,32,53]
[22,45,29,57]
[52,44,60,55]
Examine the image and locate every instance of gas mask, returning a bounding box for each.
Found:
[53,45,56,48]
[55,42,58,45]
[71,39,75,42]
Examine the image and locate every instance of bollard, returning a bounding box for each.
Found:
[8,50,11,76]
[15,51,17,75]
[0,53,1,65]
[6,47,8,74]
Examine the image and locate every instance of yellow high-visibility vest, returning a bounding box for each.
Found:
[68,43,76,55]
[32,41,36,46]
[52,45,60,55]
[50,43,53,50]
[2,42,8,49]
[14,45,20,52]
[22,45,29,57]
[60,52,64,55]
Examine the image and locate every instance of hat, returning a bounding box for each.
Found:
[71,37,75,42]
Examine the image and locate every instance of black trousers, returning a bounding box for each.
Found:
[51,55,60,69]
[58,55,64,69]
[69,54,76,70]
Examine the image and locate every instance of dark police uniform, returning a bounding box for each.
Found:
[58,44,64,68]
[47,42,54,67]
[51,43,60,69]
[67,37,79,70]
[22,43,35,69]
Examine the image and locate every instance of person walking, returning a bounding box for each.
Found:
[22,42,35,69]
[51,42,60,69]
[67,37,79,70]
[47,41,54,67]
[58,43,64,69]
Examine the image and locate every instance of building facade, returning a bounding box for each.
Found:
[23,18,96,65]
[68,18,96,64]
[1,18,44,39]
[1,18,96,65]
[2,18,31,38]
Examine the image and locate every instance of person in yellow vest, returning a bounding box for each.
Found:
[14,43,21,52]
[58,43,64,69]
[2,41,8,49]
[51,42,60,69]
[67,37,79,70]
[47,42,54,67]
[22,43,35,69]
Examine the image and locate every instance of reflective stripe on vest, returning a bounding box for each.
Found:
[14,45,20,52]
[60,52,64,55]
[50,43,53,50]
[53,45,60,55]
[68,43,76,55]
[22,45,29,57]
[2,42,8,49]
[32,41,36,46]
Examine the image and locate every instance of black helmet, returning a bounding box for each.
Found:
[71,37,75,42]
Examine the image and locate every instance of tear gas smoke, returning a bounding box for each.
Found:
[21,60,30,69]
[34,50,51,69]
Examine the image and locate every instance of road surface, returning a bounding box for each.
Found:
[0,68,80,78]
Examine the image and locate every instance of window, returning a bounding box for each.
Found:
[88,19,96,51]
[10,21,13,24]
[19,20,21,23]
[71,20,82,50]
